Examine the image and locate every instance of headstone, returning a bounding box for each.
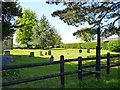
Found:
[2,56,10,67]
[30,52,34,57]
[9,55,14,62]
[45,52,47,55]
[4,51,10,56]
[87,48,90,53]
[50,55,54,62]
[48,50,51,55]
[40,51,43,56]
[79,50,82,53]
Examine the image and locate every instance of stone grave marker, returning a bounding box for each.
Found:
[87,48,90,53]
[45,52,47,55]
[2,56,10,67]
[30,52,34,57]
[48,50,51,55]
[4,51,10,56]
[40,51,43,56]
[50,55,54,62]
[79,50,82,53]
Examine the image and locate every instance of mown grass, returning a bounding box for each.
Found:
[2,48,120,88]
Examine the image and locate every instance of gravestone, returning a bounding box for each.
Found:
[40,51,43,56]
[48,50,51,55]
[45,52,47,55]
[4,51,10,56]
[50,55,54,62]
[30,52,34,57]
[2,56,10,67]
[79,50,82,53]
[87,48,90,53]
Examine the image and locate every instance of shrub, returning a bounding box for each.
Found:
[62,42,97,49]
[108,41,120,52]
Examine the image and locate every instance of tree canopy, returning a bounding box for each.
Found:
[16,8,37,47]
[2,1,22,39]
[46,1,120,38]
[73,27,96,42]
[30,15,61,49]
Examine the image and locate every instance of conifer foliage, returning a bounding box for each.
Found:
[46,1,120,37]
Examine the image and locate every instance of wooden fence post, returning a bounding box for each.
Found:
[78,57,82,80]
[60,55,64,86]
[107,52,110,74]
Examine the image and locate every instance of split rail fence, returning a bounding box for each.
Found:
[2,52,120,86]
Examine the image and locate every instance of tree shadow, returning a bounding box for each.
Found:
[2,53,120,88]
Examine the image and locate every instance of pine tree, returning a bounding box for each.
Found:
[30,15,61,49]
[46,1,120,38]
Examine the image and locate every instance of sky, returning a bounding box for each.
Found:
[13,0,118,44]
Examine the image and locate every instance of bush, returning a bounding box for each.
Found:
[62,42,97,49]
[108,41,120,52]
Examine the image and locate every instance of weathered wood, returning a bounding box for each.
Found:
[2,70,93,86]
[60,55,64,86]
[101,64,120,69]
[82,57,96,61]
[107,52,110,74]
[2,55,119,70]
[2,61,60,70]
[82,64,96,68]
[2,63,119,87]
[78,57,82,80]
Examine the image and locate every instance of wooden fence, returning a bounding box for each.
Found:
[2,52,120,86]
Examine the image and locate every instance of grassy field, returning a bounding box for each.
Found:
[2,48,120,88]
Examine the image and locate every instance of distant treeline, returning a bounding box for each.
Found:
[60,41,120,52]
[13,41,120,52]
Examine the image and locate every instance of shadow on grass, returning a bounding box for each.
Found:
[2,53,120,88]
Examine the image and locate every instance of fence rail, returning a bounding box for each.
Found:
[2,53,120,86]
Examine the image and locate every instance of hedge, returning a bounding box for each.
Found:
[61,42,108,49]
[62,42,97,49]
[108,41,120,52]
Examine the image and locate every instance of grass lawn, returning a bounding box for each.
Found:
[2,48,120,88]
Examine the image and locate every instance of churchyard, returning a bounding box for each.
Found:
[2,48,120,88]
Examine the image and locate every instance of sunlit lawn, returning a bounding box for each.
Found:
[2,48,120,88]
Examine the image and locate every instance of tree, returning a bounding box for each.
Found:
[54,34,62,46]
[30,15,61,49]
[2,1,22,40]
[15,8,37,48]
[46,1,120,38]
[73,27,96,42]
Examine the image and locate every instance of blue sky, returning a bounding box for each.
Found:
[13,1,91,44]
[13,1,118,44]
